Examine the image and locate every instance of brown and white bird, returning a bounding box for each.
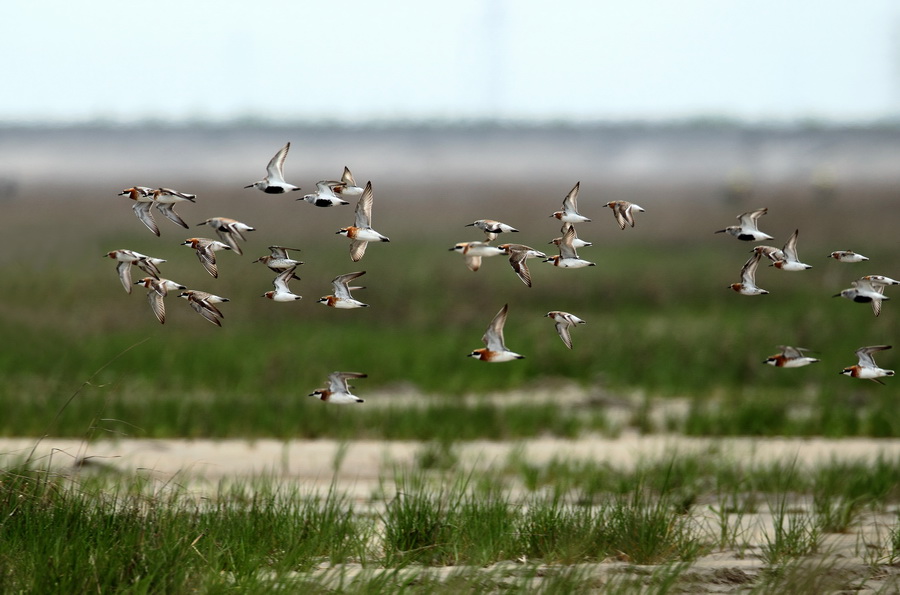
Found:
[178,290,229,326]
[729,252,769,295]
[543,224,595,268]
[262,267,303,302]
[318,271,368,309]
[105,249,166,293]
[309,371,367,404]
[151,187,196,229]
[181,238,232,278]
[134,277,187,324]
[550,182,591,223]
[449,241,505,271]
[330,166,364,199]
[337,182,390,261]
[498,244,546,287]
[467,303,525,362]
[772,229,812,271]
[828,250,869,263]
[196,217,256,255]
[604,200,645,229]
[763,346,820,368]
[840,345,894,384]
[545,311,586,349]
[120,186,160,236]
[253,246,304,272]
[549,222,592,249]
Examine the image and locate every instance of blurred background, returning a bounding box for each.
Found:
[1,1,898,438]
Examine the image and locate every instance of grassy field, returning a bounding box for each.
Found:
[1,162,898,439]
[2,124,900,592]
[2,448,900,592]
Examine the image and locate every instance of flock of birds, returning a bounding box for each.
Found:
[714,206,895,384]
[104,143,894,403]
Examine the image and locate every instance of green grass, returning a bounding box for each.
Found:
[2,181,898,439]
[4,448,900,592]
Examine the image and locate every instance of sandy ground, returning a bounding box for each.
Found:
[4,434,900,592]
[5,433,900,493]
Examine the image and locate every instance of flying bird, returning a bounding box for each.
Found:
[840,345,894,385]
[605,200,645,229]
[833,276,896,316]
[449,241,505,272]
[545,311,586,349]
[337,182,390,261]
[763,346,820,368]
[151,188,196,229]
[178,290,229,326]
[262,267,303,302]
[134,277,186,324]
[828,250,869,263]
[467,303,525,362]
[549,222,592,249]
[309,371,368,404]
[543,224,595,268]
[772,229,811,271]
[253,246,304,272]
[245,142,301,194]
[466,219,519,242]
[105,250,166,293]
[715,207,774,241]
[318,271,368,308]
[299,180,351,207]
[181,238,232,278]
[729,252,769,295]
[499,244,546,287]
[197,217,256,255]
[549,182,591,223]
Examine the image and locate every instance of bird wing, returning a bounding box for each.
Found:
[557,225,579,259]
[782,229,800,261]
[116,261,133,293]
[738,208,767,231]
[273,269,295,292]
[555,321,574,349]
[857,345,891,367]
[329,371,367,392]
[740,253,761,284]
[562,182,580,212]
[155,203,189,229]
[464,254,482,271]
[349,240,368,262]
[333,271,365,299]
[147,289,166,324]
[612,202,628,229]
[132,201,159,236]
[354,182,374,228]
[196,246,219,278]
[266,142,290,183]
[482,303,509,351]
[507,249,532,287]
[187,297,222,326]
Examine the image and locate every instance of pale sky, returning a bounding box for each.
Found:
[3,0,899,123]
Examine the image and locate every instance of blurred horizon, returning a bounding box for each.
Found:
[2,120,899,199]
